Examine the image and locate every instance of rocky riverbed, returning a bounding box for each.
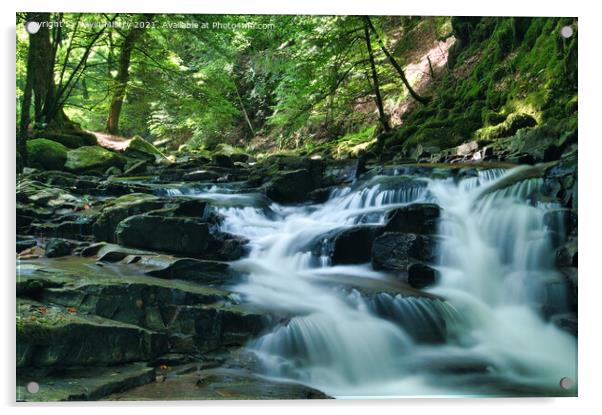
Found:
[16,149,578,400]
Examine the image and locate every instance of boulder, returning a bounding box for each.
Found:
[309,187,333,203]
[65,146,127,173]
[211,154,234,168]
[170,199,208,217]
[322,225,384,265]
[115,214,214,256]
[123,136,167,161]
[265,169,315,204]
[407,263,439,289]
[45,238,77,258]
[372,232,437,272]
[35,131,97,149]
[230,153,250,163]
[26,139,68,170]
[93,194,164,242]
[384,204,440,234]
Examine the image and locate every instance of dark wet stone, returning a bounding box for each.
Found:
[17,363,156,401]
[17,300,168,368]
[309,187,333,203]
[372,232,438,272]
[115,214,214,256]
[17,238,37,253]
[146,258,243,286]
[265,169,315,204]
[211,154,234,168]
[407,263,439,289]
[45,238,77,258]
[93,194,165,243]
[384,203,440,235]
[104,367,330,401]
[325,225,384,265]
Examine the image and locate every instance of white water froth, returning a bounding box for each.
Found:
[190,167,577,396]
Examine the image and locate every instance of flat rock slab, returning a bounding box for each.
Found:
[17,363,155,401]
[17,299,167,367]
[104,367,330,400]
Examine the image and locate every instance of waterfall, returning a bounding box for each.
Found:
[172,166,577,397]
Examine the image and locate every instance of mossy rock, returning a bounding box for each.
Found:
[404,127,463,151]
[124,136,167,161]
[35,132,97,149]
[482,110,507,126]
[93,194,164,242]
[16,299,167,367]
[64,146,127,173]
[26,139,68,170]
[475,112,536,140]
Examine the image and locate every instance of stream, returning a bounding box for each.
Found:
[166,166,577,397]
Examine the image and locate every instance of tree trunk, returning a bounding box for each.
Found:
[365,16,430,104]
[363,19,390,132]
[18,12,55,168]
[26,13,56,124]
[106,27,142,135]
[232,78,255,136]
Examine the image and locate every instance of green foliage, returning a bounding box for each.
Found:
[26,139,68,170]
[16,14,576,160]
[381,16,577,157]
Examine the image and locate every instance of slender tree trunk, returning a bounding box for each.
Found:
[232,79,255,136]
[427,55,435,78]
[106,27,142,134]
[365,16,430,104]
[363,19,390,132]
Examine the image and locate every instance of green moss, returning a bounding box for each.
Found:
[26,139,68,170]
[35,132,97,149]
[124,136,167,160]
[383,16,576,159]
[475,112,537,140]
[482,109,506,126]
[64,146,127,173]
[106,193,159,207]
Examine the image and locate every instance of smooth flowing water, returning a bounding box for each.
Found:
[171,166,577,397]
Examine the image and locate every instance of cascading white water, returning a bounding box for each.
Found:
[174,166,577,397]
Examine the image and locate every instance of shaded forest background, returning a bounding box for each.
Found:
[16,13,577,168]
